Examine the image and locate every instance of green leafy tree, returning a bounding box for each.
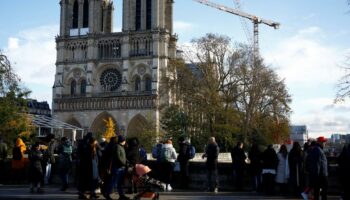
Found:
[0,51,32,147]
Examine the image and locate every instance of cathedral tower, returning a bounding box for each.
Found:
[52,0,176,138]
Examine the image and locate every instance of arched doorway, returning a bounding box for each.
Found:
[127,114,155,150]
[90,112,117,139]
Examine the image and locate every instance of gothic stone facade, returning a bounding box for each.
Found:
[52,0,176,137]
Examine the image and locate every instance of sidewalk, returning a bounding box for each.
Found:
[0,184,341,200]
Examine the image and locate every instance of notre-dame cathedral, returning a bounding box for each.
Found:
[52,0,176,138]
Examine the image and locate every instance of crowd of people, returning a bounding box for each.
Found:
[0,133,350,200]
[230,136,342,200]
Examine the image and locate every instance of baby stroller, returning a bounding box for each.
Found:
[130,164,165,200]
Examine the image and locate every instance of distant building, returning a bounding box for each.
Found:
[290,125,308,145]
[27,99,51,116]
[331,133,342,143]
[27,99,52,136]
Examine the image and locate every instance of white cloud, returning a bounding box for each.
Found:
[174,21,194,32]
[8,38,19,49]
[3,25,59,103]
[264,26,345,87]
[264,26,350,138]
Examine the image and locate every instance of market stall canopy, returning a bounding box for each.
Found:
[28,114,84,141]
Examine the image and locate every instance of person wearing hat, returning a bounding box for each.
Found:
[304,137,328,200]
[103,134,130,200]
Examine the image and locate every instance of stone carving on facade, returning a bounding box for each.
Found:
[73,69,82,80]
[137,65,146,75]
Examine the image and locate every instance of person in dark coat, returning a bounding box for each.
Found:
[103,135,129,200]
[126,137,141,166]
[231,141,246,191]
[100,136,117,196]
[261,144,278,195]
[28,142,44,193]
[126,137,141,193]
[288,141,304,196]
[77,132,94,199]
[177,136,191,189]
[338,143,350,200]
[248,144,262,192]
[202,137,220,193]
[57,137,72,191]
[306,137,328,200]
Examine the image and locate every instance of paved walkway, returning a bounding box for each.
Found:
[0,185,341,200]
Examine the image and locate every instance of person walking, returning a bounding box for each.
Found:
[103,135,130,200]
[288,141,304,197]
[275,144,289,195]
[261,144,278,195]
[28,142,44,193]
[159,138,177,191]
[0,136,8,184]
[202,137,220,193]
[56,137,72,191]
[306,137,328,200]
[248,143,262,192]
[231,141,246,191]
[11,137,27,184]
[177,136,191,189]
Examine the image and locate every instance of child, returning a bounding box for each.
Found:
[28,142,44,193]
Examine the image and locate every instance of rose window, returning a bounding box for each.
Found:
[100,68,122,91]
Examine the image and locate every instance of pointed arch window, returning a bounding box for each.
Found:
[135,0,141,30]
[71,80,77,95]
[146,0,152,30]
[135,76,141,92]
[80,79,87,95]
[83,0,89,28]
[72,0,79,28]
[145,76,152,92]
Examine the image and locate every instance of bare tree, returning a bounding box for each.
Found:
[335,56,350,102]
[162,34,291,146]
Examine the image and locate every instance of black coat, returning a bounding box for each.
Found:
[261,147,278,170]
[28,149,43,183]
[248,146,263,175]
[205,143,219,170]
[231,146,246,170]
[126,145,141,166]
[77,138,93,191]
[177,142,190,163]
[288,147,304,186]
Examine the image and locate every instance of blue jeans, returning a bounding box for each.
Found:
[106,167,125,196]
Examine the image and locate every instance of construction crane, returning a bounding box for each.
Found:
[193,0,280,57]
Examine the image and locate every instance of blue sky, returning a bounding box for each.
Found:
[1,0,350,138]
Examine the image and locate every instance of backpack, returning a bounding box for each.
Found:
[187,145,196,159]
[160,148,173,162]
[152,144,162,159]
[12,146,22,160]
